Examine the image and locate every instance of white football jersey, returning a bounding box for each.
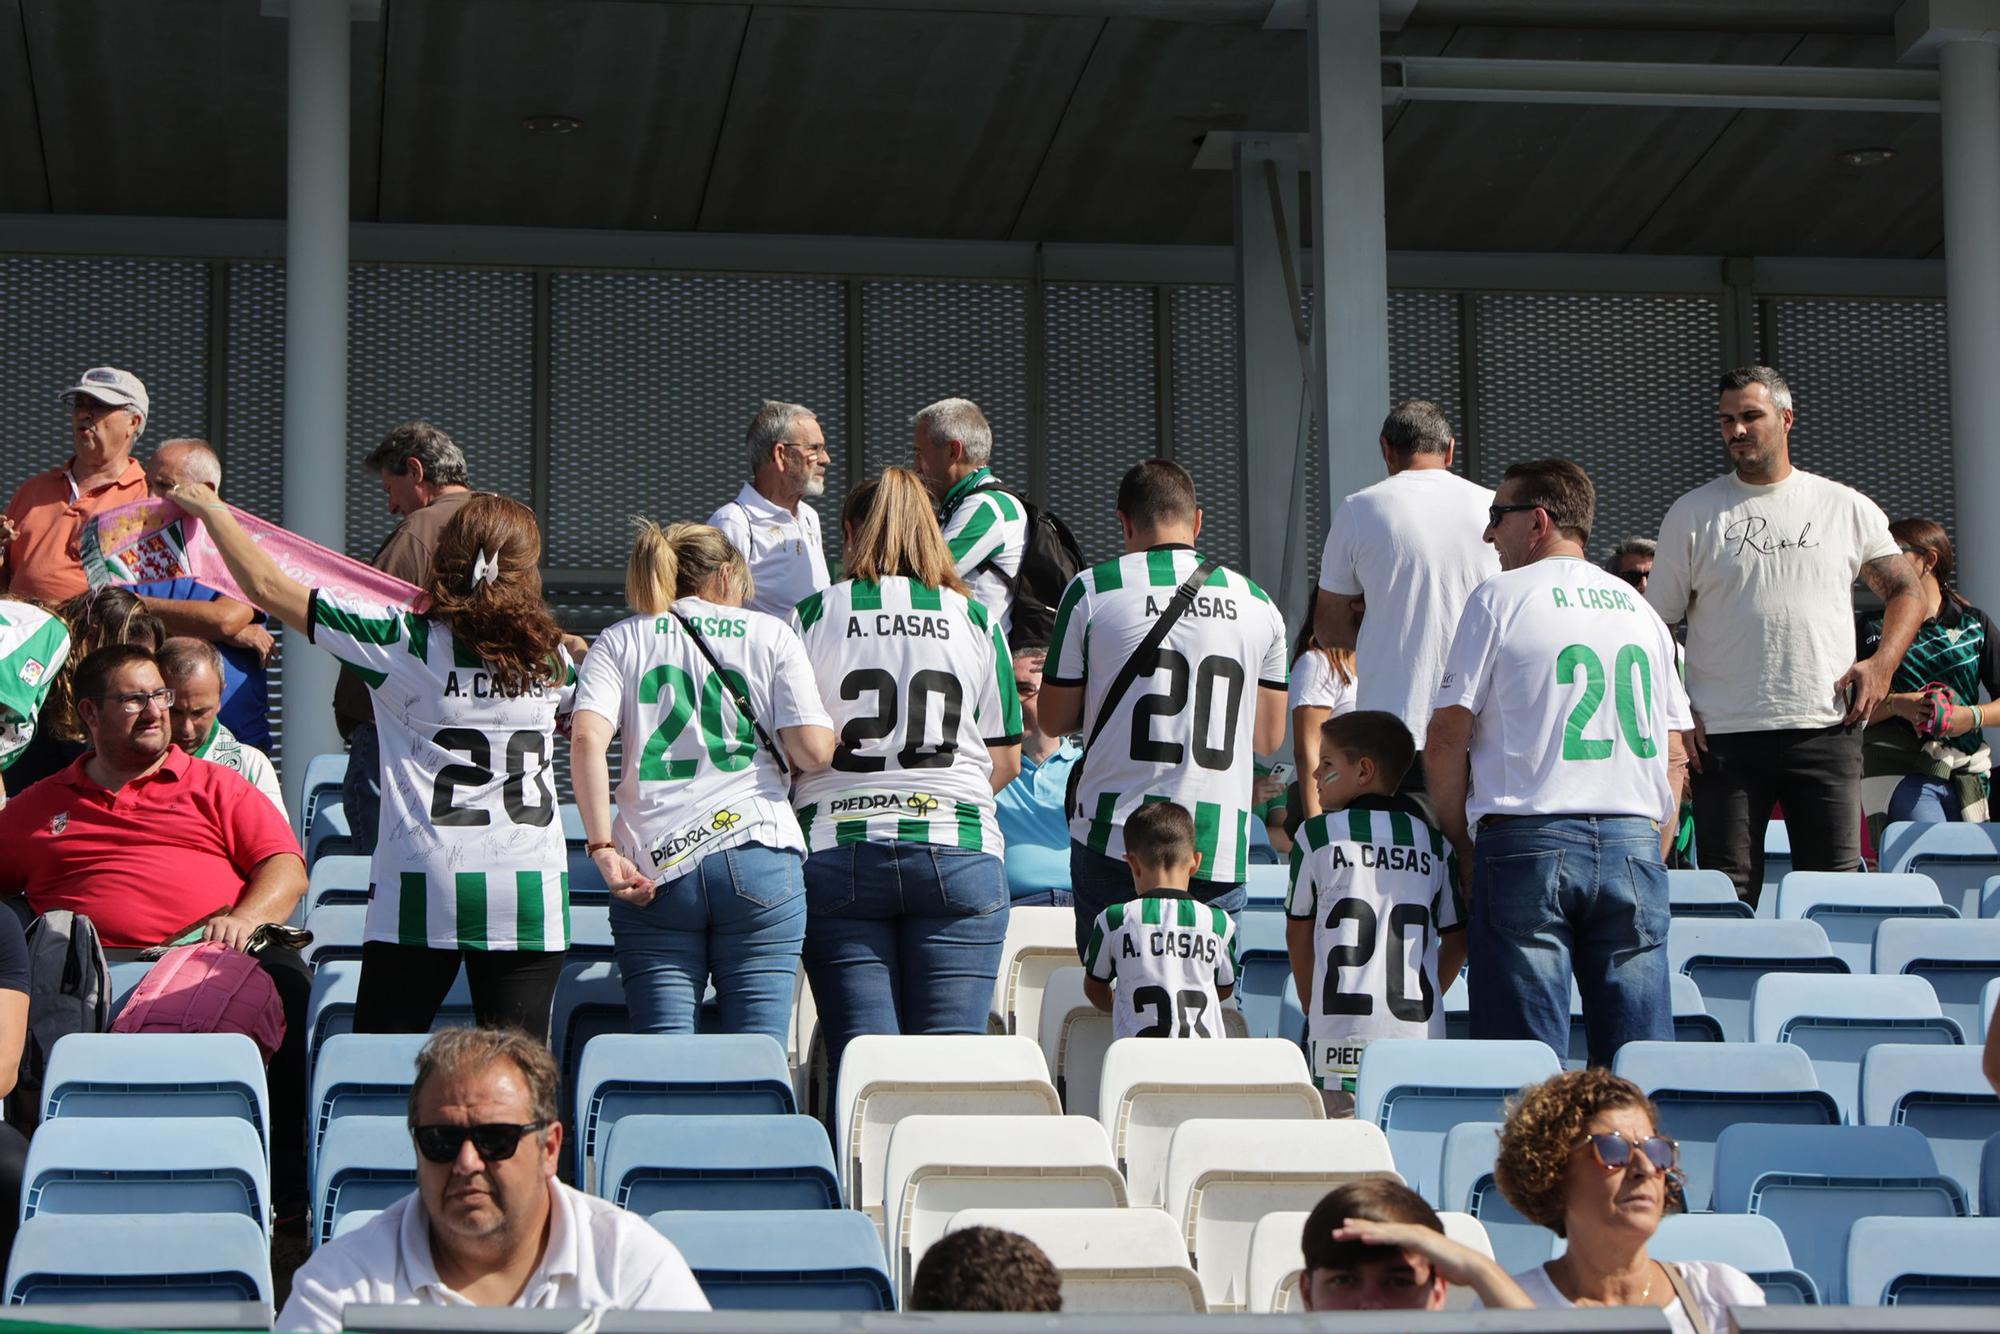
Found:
[191,722,287,821]
[572,598,832,884]
[1287,797,1464,1094]
[1082,894,1238,1041]
[790,577,1022,853]
[938,470,1028,636]
[309,591,571,951]
[1434,557,1692,823]
[1288,648,1357,716]
[1046,548,1289,881]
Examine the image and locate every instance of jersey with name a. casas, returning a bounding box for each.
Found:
[573,598,831,884]
[1047,548,1289,881]
[1287,796,1464,1092]
[790,576,1023,853]
[1083,893,1239,1041]
[0,600,69,771]
[1434,557,1693,824]
[940,470,1028,636]
[308,590,572,951]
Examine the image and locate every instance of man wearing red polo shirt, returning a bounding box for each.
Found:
[0,641,310,1214]
[0,368,152,605]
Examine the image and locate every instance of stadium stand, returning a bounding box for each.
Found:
[1354,1038,1562,1205]
[1750,972,1961,1121]
[1669,868,1753,919]
[1775,871,1957,973]
[4,1214,272,1310]
[1845,1217,2000,1307]
[1890,823,2000,919]
[601,1113,839,1216]
[1873,918,2000,1041]
[21,1116,269,1229]
[1647,1214,1820,1306]
[572,1033,795,1190]
[42,1032,270,1150]
[939,1206,1205,1313]
[1859,1043,2000,1208]
[989,906,1077,1037]
[1438,1120,1553,1274]
[645,1209,894,1311]
[310,1115,416,1249]
[1667,918,1848,1043]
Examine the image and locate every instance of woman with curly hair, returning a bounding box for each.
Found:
[171,484,573,1038]
[1494,1069,1764,1331]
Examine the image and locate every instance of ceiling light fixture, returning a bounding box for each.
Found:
[522,115,584,135]
[1837,147,1895,168]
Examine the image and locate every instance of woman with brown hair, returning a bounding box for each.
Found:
[1287,587,1359,828]
[1857,517,2000,831]
[790,468,1022,1082]
[169,484,573,1037]
[3,586,164,794]
[1495,1069,1763,1331]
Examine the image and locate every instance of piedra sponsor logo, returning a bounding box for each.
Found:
[829,791,941,819]
[650,807,744,869]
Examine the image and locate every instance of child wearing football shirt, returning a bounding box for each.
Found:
[1287,711,1466,1115]
[1083,802,1237,1040]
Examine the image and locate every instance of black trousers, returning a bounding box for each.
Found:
[256,945,312,1218]
[352,942,566,1044]
[1692,725,1863,908]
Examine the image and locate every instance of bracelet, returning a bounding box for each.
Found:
[586,841,617,855]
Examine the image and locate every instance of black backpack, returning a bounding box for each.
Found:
[9,906,110,1132]
[968,479,1085,651]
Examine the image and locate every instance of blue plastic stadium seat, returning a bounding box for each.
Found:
[22,1117,269,1229]
[565,847,611,906]
[1761,821,1793,911]
[1776,871,1956,973]
[1985,875,2000,919]
[552,961,630,1118]
[1860,1044,2000,1209]
[1846,1217,2000,1306]
[1751,972,1961,1121]
[1987,978,1999,1040]
[1713,1124,1967,1305]
[1560,975,1718,1067]
[299,752,348,839]
[305,800,357,867]
[1247,815,1280,865]
[1892,822,2000,919]
[301,904,369,969]
[1667,918,1847,1043]
[646,1209,893,1311]
[312,1115,416,1249]
[574,1034,795,1188]
[307,1034,427,1191]
[1613,1041,1838,1212]
[1984,1133,2000,1217]
[1439,1121,1551,1274]
[4,1213,272,1308]
[41,1033,269,1150]
[1234,913,1302,1041]
[569,904,614,965]
[106,961,151,1021]
[306,854,372,912]
[1668,868,1752,919]
[561,802,586,846]
[1243,863,1289,908]
[600,1114,838,1214]
[1355,1039,1562,1205]
[1649,1214,1819,1305]
[1873,918,2000,1041]
[306,962,475,1064]
[1877,821,1919,876]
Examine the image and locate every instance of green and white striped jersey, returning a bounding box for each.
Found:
[1047,548,1289,880]
[308,590,572,952]
[939,469,1027,637]
[190,721,287,821]
[1083,893,1238,1041]
[790,577,1023,854]
[0,599,68,771]
[1286,796,1465,1092]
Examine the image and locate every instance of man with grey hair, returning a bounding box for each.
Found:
[707,400,830,618]
[1649,365,1923,904]
[339,421,476,851]
[278,1028,707,1329]
[2,367,151,604]
[158,636,285,817]
[1314,399,1498,789]
[913,397,1028,639]
[1603,535,1657,596]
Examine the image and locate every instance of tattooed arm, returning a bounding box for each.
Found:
[1838,552,1923,726]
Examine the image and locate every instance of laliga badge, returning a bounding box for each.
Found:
[48,812,67,835]
[18,658,44,687]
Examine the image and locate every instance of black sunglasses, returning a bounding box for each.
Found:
[1615,569,1649,588]
[1487,503,1542,527]
[412,1121,549,1165]
[1576,1131,1678,1175]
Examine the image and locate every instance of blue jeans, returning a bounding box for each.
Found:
[801,842,1009,1078]
[1888,773,1963,824]
[1468,815,1672,1068]
[610,843,806,1045]
[341,722,382,854]
[1068,841,1246,963]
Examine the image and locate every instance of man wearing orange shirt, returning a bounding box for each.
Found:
[0,368,151,604]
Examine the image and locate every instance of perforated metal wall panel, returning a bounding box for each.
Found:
[1043,283,1158,565]
[1167,286,1245,571]
[1473,294,1724,559]
[345,267,537,560]
[548,273,847,572]
[1767,298,1954,532]
[547,587,633,803]
[1392,291,1467,475]
[222,263,291,769]
[860,281,1030,490]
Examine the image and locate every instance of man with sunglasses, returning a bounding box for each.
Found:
[280,1028,707,1330]
[1603,536,1656,595]
[708,399,830,618]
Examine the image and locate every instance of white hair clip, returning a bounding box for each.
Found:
[470,548,500,589]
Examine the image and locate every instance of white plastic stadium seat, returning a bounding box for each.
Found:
[1097,1037,1321,1208]
[886,1114,1125,1300]
[1037,966,1111,1117]
[990,906,1078,1037]
[1246,1210,1308,1314]
[942,1206,1205,1313]
[1163,1117,1399,1310]
[834,1035,1059,1228]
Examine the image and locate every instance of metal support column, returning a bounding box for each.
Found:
[1234,139,1311,609]
[1939,36,2000,610]
[279,0,353,810]
[1308,0,1392,516]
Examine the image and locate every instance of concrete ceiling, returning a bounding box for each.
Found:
[0,0,1944,257]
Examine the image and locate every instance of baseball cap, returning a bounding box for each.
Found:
[58,367,149,420]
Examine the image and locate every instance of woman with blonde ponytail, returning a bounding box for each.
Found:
[570,520,835,1040]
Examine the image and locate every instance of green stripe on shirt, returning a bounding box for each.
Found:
[796,592,825,634]
[909,583,943,611]
[849,580,883,611]
[1348,807,1373,845]
[955,801,982,850]
[1088,790,1119,855]
[399,872,428,946]
[1146,549,1179,587]
[515,872,545,952]
[1389,810,1414,848]
[1194,801,1221,877]
[456,872,488,950]
[948,504,999,563]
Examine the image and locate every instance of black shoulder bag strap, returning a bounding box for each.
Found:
[1066,555,1220,819]
[672,611,792,776]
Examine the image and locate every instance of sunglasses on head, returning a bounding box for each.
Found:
[1576,1131,1678,1175]
[411,1121,548,1165]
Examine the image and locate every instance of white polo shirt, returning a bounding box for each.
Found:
[277,1181,709,1331]
[709,482,830,620]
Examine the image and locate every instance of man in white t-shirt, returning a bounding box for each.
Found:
[708,400,832,619]
[1648,366,1922,904]
[1428,459,1693,1066]
[1315,400,1498,787]
[913,397,1029,639]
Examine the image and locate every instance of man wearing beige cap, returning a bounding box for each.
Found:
[1,367,151,603]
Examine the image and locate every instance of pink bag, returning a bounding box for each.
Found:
[111,942,287,1064]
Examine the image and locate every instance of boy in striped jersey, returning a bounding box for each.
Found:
[1288,712,1465,1115]
[1083,802,1237,1040]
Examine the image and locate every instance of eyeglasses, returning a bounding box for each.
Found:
[1575,1131,1679,1175]
[92,688,174,715]
[1486,503,1542,528]
[780,441,831,459]
[411,1121,549,1165]
[1615,569,1649,588]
